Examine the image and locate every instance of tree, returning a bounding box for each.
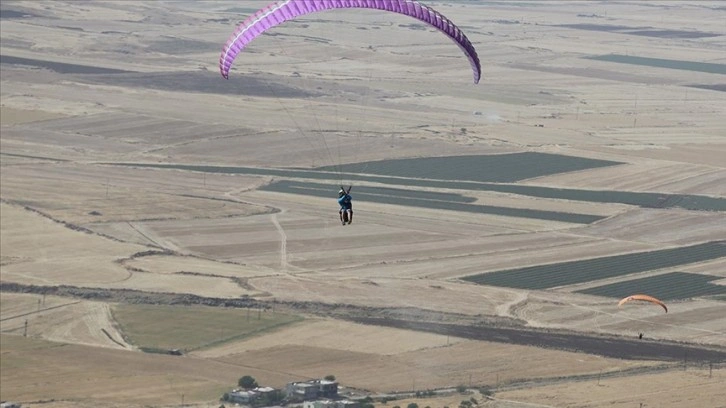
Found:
[359,397,375,408]
[238,375,258,389]
[325,374,336,381]
[407,403,419,408]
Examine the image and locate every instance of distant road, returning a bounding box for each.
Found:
[4,282,724,362]
[351,317,726,363]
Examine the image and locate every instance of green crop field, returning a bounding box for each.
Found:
[112,304,302,353]
[577,272,726,301]
[112,159,726,212]
[261,180,604,224]
[462,241,726,290]
[587,54,726,74]
[318,153,622,183]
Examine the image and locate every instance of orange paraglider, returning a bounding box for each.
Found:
[618,294,668,313]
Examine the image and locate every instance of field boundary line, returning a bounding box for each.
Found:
[0,300,82,322]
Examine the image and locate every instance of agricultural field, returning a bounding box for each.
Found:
[586,54,726,75]
[1,0,725,407]
[120,161,726,211]
[579,272,726,301]
[497,366,726,408]
[112,304,302,352]
[462,241,726,289]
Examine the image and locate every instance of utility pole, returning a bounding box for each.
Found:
[24,319,28,337]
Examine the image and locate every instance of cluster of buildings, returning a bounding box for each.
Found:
[226,379,360,408]
[286,379,339,401]
[227,386,278,405]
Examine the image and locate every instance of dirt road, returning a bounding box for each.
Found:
[351,317,726,363]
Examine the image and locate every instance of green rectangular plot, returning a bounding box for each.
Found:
[261,180,604,224]
[587,54,726,74]
[462,241,726,290]
[110,160,726,212]
[577,272,726,301]
[112,304,302,352]
[318,152,622,183]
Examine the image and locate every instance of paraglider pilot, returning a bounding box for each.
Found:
[338,186,352,225]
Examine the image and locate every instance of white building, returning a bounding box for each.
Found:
[227,386,279,405]
[303,399,359,408]
[304,400,336,408]
[286,379,339,401]
[228,389,259,404]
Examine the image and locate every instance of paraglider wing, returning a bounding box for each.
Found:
[219,0,481,83]
[618,294,668,313]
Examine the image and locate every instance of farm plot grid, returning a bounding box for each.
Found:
[261,180,604,224]
[462,241,726,290]
[111,162,726,211]
[577,272,726,301]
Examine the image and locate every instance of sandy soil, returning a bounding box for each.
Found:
[0,334,288,406]
[193,318,466,358]
[0,293,131,349]
[1,1,725,407]
[0,202,249,298]
[206,334,651,392]
[498,368,726,408]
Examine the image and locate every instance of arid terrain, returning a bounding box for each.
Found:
[1,1,725,407]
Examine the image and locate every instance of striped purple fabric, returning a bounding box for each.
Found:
[219,0,481,83]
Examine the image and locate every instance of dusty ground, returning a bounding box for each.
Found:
[0,334,284,406]
[498,367,726,408]
[1,0,725,407]
[0,293,130,350]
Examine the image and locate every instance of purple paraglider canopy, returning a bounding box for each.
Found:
[219,0,481,83]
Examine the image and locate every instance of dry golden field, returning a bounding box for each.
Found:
[1,1,725,407]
